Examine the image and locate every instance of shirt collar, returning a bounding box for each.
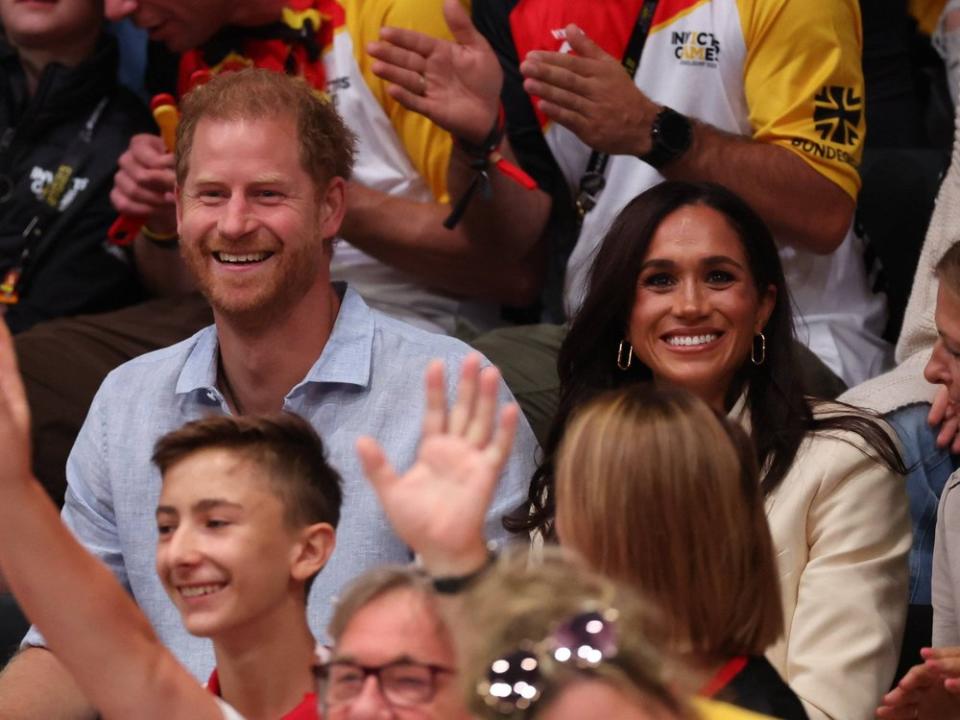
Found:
[175,283,374,398]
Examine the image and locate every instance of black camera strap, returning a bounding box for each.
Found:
[574,0,660,223]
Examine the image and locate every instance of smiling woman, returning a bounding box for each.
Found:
[508,181,912,720]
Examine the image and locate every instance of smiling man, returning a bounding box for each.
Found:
[0,68,538,718]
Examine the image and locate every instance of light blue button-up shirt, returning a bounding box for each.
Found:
[24,286,539,680]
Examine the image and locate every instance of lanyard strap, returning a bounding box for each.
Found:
[574,0,660,222]
[699,656,748,698]
[0,96,109,304]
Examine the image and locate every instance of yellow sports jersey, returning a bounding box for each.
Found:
[737,0,864,200]
[693,697,776,720]
[909,0,947,36]
[344,0,454,203]
[319,0,499,333]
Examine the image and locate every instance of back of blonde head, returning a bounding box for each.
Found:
[460,548,690,719]
[555,385,782,659]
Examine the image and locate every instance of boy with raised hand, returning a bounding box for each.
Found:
[0,320,339,720]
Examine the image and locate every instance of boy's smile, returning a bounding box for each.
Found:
[155,448,306,639]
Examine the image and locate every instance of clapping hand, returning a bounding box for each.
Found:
[367,0,502,145]
[357,353,518,576]
[520,24,661,157]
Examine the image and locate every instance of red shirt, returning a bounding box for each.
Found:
[206,669,319,720]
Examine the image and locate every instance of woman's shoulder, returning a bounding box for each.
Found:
[772,400,902,499]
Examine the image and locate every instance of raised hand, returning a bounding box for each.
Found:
[357,353,518,576]
[0,319,31,487]
[110,133,177,235]
[520,24,661,156]
[367,0,502,144]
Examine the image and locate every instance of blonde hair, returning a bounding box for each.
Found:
[460,548,691,719]
[175,68,356,189]
[555,385,782,659]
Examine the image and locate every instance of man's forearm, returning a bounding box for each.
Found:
[0,648,96,720]
[662,121,855,255]
[340,180,547,305]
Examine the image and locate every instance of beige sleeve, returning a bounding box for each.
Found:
[783,435,910,720]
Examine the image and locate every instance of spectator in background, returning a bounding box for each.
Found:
[876,240,960,718]
[842,98,960,680]
[552,387,807,719]
[319,565,473,719]
[0,0,152,332]
[457,551,774,720]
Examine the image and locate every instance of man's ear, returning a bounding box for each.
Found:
[317,176,347,241]
[290,523,336,582]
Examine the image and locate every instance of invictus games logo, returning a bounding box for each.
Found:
[813,86,862,146]
[670,31,721,67]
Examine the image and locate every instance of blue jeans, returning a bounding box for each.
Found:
[888,403,959,604]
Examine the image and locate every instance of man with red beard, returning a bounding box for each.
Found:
[0,68,536,719]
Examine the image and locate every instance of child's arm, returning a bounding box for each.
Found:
[0,322,228,720]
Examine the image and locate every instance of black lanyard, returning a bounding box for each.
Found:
[0,96,108,304]
[574,0,660,222]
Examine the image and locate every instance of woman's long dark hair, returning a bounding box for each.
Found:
[506,181,905,536]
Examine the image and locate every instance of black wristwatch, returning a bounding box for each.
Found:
[641,106,693,170]
[430,549,497,595]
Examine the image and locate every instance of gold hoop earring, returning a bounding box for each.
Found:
[751,332,766,366]
[617,340,633,371]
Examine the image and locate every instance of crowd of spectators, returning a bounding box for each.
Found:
[1,0,960,718]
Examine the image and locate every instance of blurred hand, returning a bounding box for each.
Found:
[110,134,177,235]
[520,24,660,156]
[877,649,960,719]
[357,353,518,576]
[928,385,960,454]
[0,320,31,488]
[367,0,502,144]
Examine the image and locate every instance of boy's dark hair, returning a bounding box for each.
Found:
[152,413,342,531]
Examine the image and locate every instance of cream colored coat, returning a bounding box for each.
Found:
[758,417,910,720]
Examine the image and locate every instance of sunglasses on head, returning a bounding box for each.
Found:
[475,608,621,717]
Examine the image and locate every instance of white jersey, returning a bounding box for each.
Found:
[510,0,890,385]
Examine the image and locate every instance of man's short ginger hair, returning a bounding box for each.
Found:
[175,68,356,190]
[937,241,960,298]
[152,412,342,531]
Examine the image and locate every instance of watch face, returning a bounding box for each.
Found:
[657,109,692,153]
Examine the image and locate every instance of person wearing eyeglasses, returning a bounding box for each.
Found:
[316,565,471,719]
